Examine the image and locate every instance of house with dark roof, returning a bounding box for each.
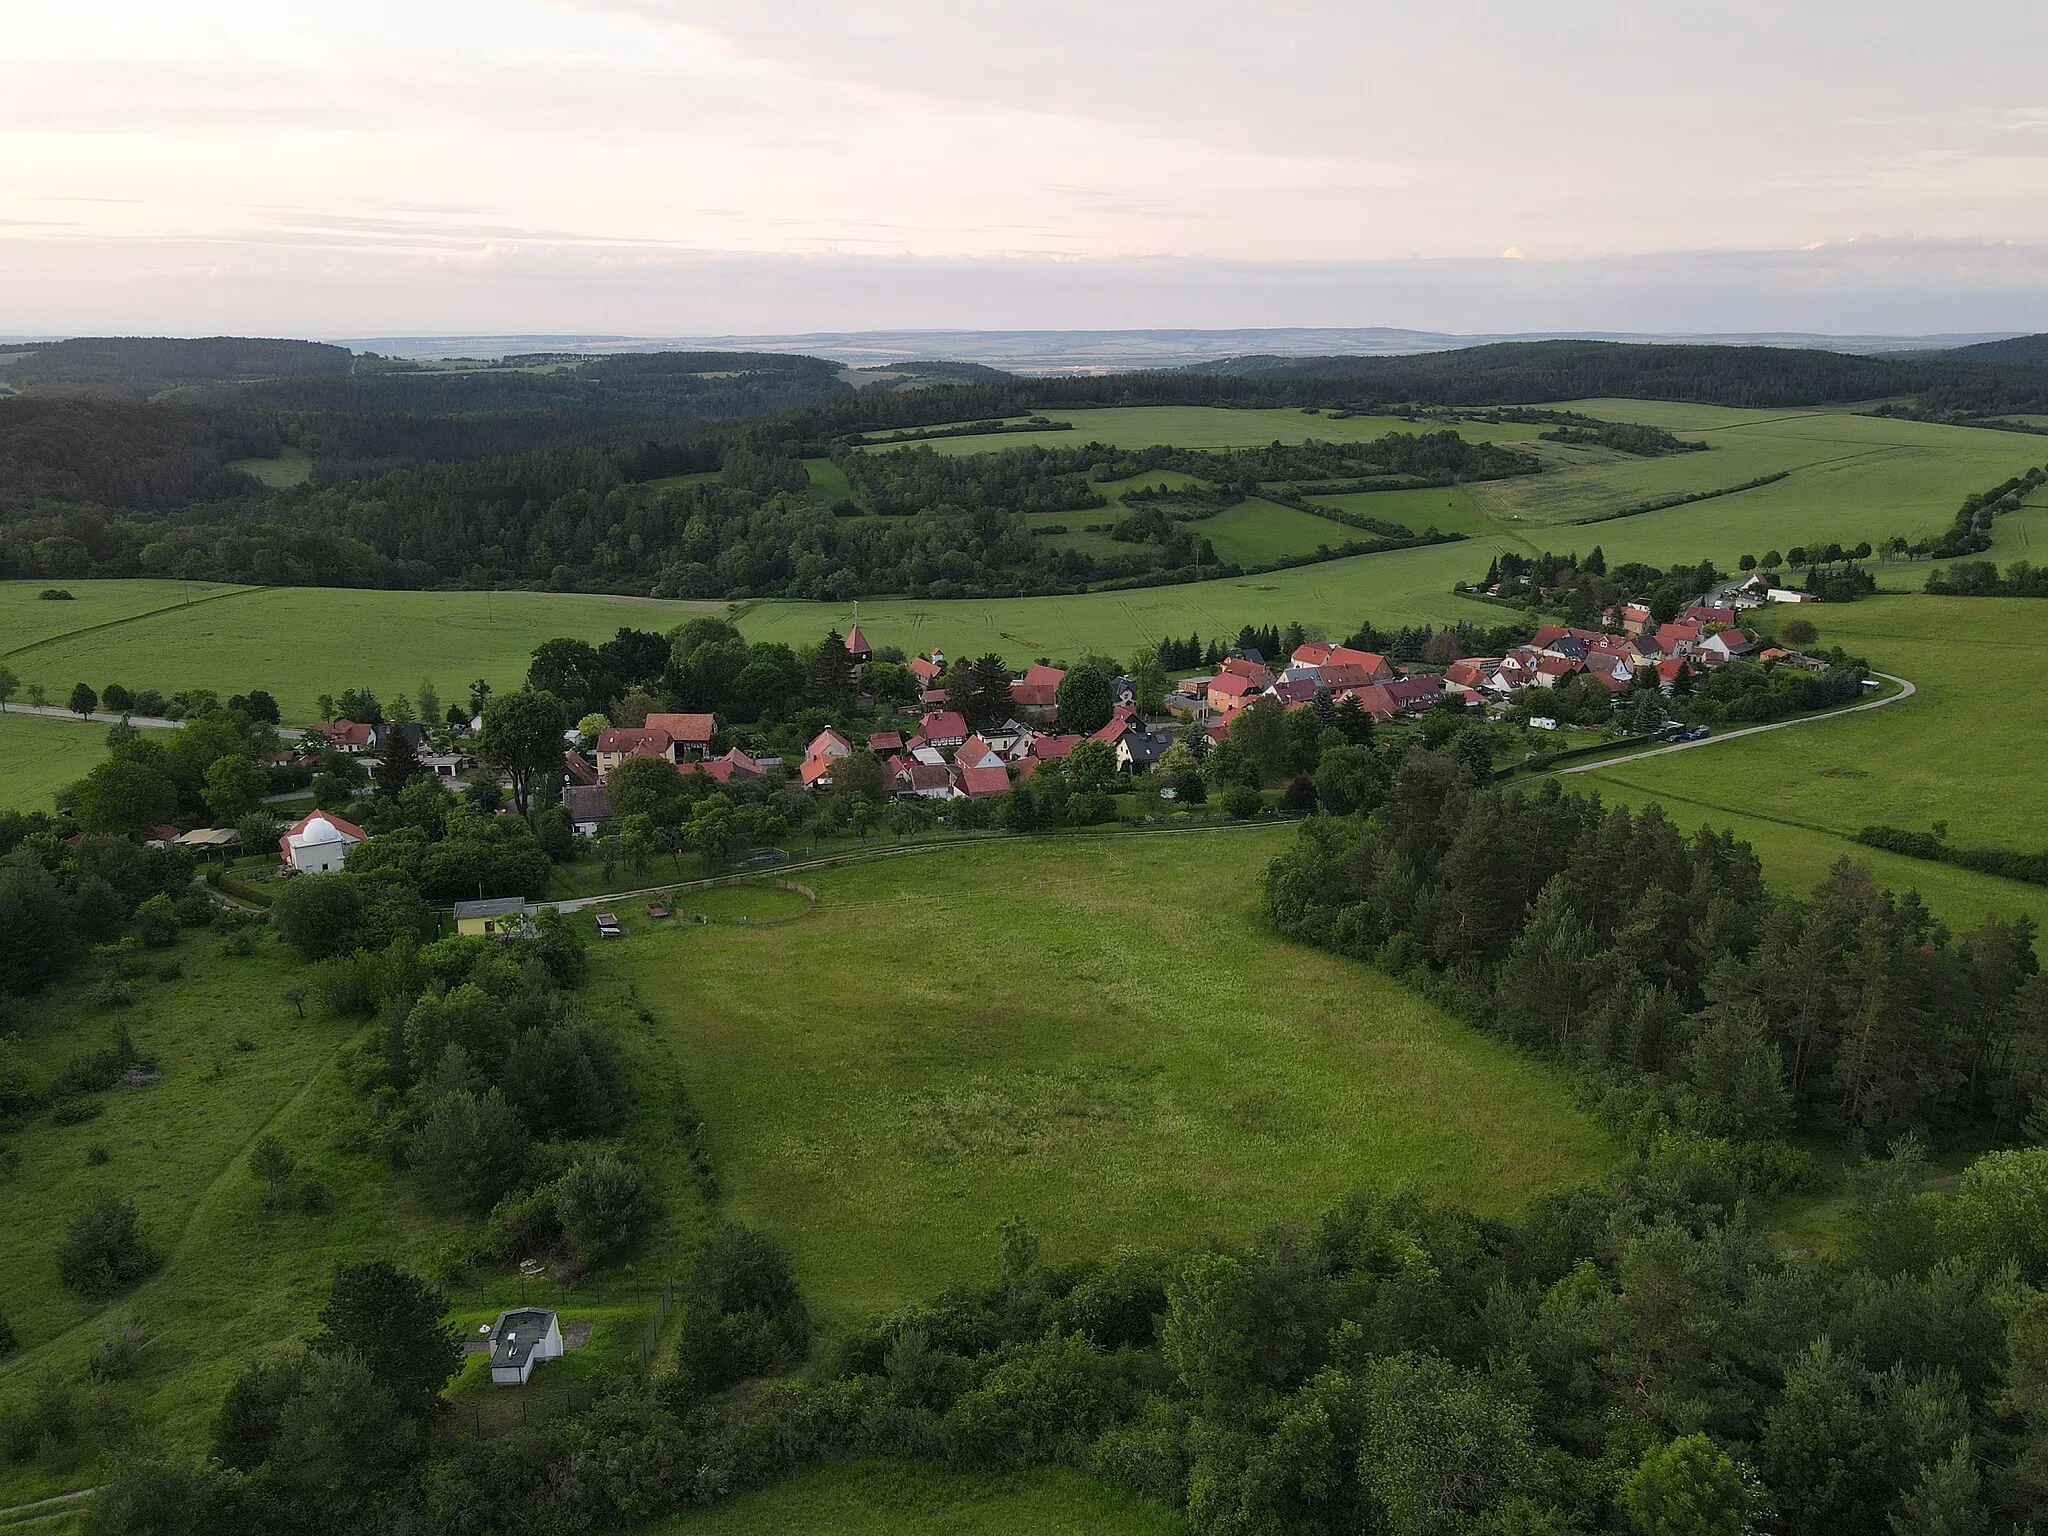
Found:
[920,711,969,749]
[454,897,532,938]
[487,1308,563,1387]
[564,784,610,837]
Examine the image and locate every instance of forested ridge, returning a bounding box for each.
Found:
[7,337,2048,596]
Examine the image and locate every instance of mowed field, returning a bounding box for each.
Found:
[0,708,158,813]
[613,830,1616,1327]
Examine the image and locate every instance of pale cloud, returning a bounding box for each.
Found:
[1,0,2046,331]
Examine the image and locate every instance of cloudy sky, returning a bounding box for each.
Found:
[5,0,2048,336]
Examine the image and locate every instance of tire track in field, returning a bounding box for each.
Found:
[2,584,268,659]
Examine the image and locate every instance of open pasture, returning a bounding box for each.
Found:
[614,830,1616,1327]
[889,404,1553,456]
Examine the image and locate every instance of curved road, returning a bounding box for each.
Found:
[1561,671,1914,775]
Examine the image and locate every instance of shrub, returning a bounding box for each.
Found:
[674,1223,812,1395]
[1279,775,1319,813]
[409,1088,529,1215]
[270,873,363,960]
[154,961,182,983]
[1222,784,1264,820]
[132,893,180,948]
[88,1314,151,1381]
[0,1311,16,1357]
[56,1193,162,1299]
[51,1099,103,1126]
[555,1154,657,1270]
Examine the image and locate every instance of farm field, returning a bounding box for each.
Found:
[0,583,724,726]
[0,707,160,813]
[653,1460,1184,1536]
[613,829,1617,1327]
[6,405,2041,723]
[889,405,1553,455]
[0,920,704,1504]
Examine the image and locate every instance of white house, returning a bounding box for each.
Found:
[487,1308,564,1387]
[278,811,364,875]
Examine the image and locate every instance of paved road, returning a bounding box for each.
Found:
[0,701,185,729]
[0,702,305,739]
[1561,671,1914,775]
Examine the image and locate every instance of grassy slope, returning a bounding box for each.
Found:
[0,581,256,654]
[0,709,156,814]
[615,830,1616,1328]
[652,1459,1185,1536]
[0,923,707,1504]
[900,405,1550,455]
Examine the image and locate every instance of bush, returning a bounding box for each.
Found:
[1221,785,1264,820]
[1279,776,1319,813]
[674,1223,812,1395]
[555,1154,658,1270]
[132,893,179,948]
[271,873,362,959]
[56,1193,162,1299]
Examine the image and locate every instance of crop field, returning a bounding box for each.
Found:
[613,830,1616,1327]
[0,920,705,1503]
[654,1460,1184,1536]
[0,708,153,813]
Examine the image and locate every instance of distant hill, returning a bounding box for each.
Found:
[1934,332,2048,369]
[0,336,354,397]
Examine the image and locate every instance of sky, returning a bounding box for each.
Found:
[4,0,2048,337]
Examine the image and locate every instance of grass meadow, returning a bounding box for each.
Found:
[0,918,709,1505]
[0,708,153,813]
[611,829,1617,1328]
[652,1459,1185,1536]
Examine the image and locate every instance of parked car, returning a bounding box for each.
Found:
[1683,726,1711,742]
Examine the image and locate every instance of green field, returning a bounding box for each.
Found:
[654,1459,1184,1536]
[894,405,1551,455]
[0,920,702,1505]
[614,830,1616,1327]
[1561,585,2048,932]
[7,402,2043,723]
[0,708,151,813]
[229,446,314,488]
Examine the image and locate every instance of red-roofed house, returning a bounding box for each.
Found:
[1219,655,1275,690]
[1010,663,1065,713]
[1619,601,1655,635]
[919,688,951,709]
[955,762,1012,798]
[1291,644,1394,685]
[844,624,872,679]
[1656,657,1694,692]
[1025,732,1080,763]
[1443,659,1500,694]
[1684,605,1737,628]
[920,712,969,749]
[1656,622,1704,654]
[1266,678,1320,708]
[908,655,944,686]
[563,750,600,788]
[644,713,716,761]
[1207,672,1259,713]
[868,730,904,755]
[807,728,853,761]
[279,810,365,874]
[799,755,838,790]
[955,734,1003,770]
[310,720,374,753]
[1534,654,1586,687]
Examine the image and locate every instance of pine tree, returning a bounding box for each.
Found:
[807,628,854,708]
[375,724,422,800]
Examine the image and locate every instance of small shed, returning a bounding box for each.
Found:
[453,897,532,937]
[487,1308,563,1387]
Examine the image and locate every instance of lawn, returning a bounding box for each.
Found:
[651,1459,1185,1536]
[0,708,157,813]
[0,579,256,655]
[611,829,1617,1328]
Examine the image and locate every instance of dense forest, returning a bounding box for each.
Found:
[0,336,352,395]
